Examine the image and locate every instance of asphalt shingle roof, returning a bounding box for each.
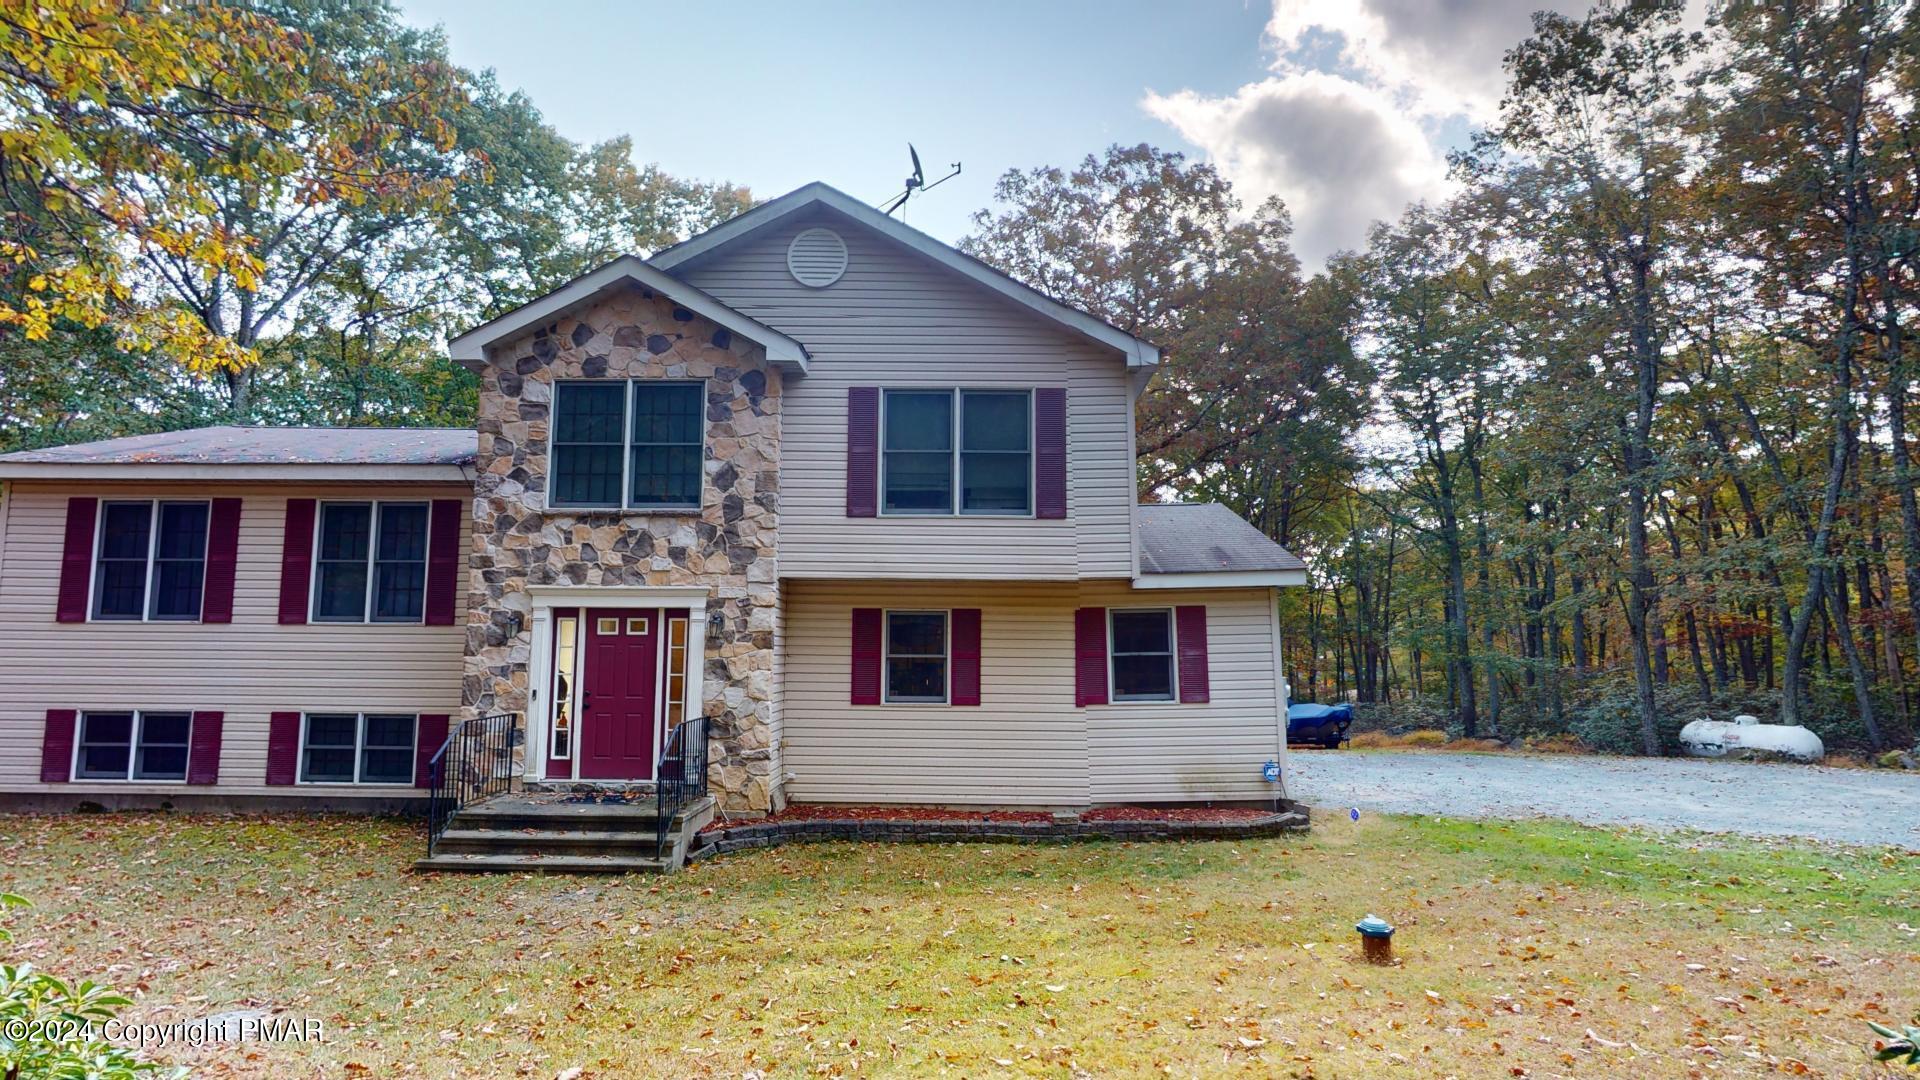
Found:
[0,426,476,466]
[1137,502,1307,576]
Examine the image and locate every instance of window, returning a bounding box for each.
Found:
[551,381,706,510]
[884,610,948,703]
[301,713,417,784]
[75,711,191,781]
[882,390,1032,515]
[92,500,209,621]
[550,615,578,761]
[664,613,690,728]
[1110,609,1176,702]
[312,502,429,623]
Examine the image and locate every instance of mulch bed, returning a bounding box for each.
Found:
[1079,806,1275,824]
[701,805,1053,833]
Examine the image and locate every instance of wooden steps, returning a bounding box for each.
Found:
[414,793,715,875]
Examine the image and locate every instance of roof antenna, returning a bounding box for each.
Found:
[881,143,961,217]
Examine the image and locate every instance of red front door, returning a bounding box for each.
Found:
[579,608,659,780]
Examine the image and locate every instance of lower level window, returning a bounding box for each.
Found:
[301,713,417,784]
[1110,609,1176,702]
[885,610,949,703]
[76,710,191,781]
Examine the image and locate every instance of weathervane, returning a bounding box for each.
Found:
[881,144,961,217]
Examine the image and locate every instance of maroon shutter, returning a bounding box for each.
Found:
[277,499,315,625]
[1035,388,1067,520]
[56,497,97,623]
[846,386,879,518]
[186,711,223,784]
[415,713,450,787]
[951,608,982,706]
[424,499,462,626]
[850,607,882,705]
[1074,607,1108,707]
[201,498,242,623]
[266,711,301,785]
[40,709,76,783]
[1176,605,1211,704]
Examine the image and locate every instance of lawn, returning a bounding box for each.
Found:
[1,812,1916,1078]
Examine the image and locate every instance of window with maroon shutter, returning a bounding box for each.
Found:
[1175,605,1211,704]
[1035,388,1067,519]
[266,711,301,784]
[414,714,450,787]
[201,499,242,623]
[850,607,882,704]
[277,499,316,624]
[847,387,879,517]
[55,497,97,623]
[40,709,76,782]
[424,500,462,625]
[951,608,982,706]
[187,711,223,784]
[1074,607,1108,706]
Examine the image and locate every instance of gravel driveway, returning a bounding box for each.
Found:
[1285,749,1920,847]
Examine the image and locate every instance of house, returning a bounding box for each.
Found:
[0,183,1308,848]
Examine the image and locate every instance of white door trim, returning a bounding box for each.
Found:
[524,585,710,784]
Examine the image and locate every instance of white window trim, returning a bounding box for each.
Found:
[72,709,193,783]
[297,711,419,786]
[88,498,212,623]
[546,378,708,513]
[878,388,1037,519]
[548,612,581,764]
[310,500,431,625]
[1107,607,1179,705]
[882,608,952,705]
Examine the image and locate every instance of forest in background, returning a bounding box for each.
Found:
[4,1,1918,755]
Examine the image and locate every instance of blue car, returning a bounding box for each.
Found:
[1287,703,1353,749]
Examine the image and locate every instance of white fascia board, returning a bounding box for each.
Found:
[446,256,809,374]
[1132,570,1309,590]
[0,463,473,483]
[650,184,1161,369]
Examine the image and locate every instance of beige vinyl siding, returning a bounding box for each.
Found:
[780,580,1284,807]
[1081,583,1286,803]
[673,208,1137,580]
[0,481,468,797]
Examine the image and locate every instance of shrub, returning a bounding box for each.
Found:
[1524,733,1591,754]
[1400,729,1450,747]
[0,894,183,1079]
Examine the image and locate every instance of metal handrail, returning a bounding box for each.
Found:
[655,716,710,860]
[425,713,519,857]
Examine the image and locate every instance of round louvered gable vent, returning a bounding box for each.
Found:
[787,227,848,287]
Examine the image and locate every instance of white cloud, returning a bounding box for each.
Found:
[1144,70,1449,266]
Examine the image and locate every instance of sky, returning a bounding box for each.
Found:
[397,0,1595,269]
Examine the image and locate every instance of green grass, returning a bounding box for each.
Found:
[1,811,1915,1077]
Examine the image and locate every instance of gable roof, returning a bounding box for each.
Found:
[649,182,1161,369]
[446,255,810,373]
[1135,502,1307,587]
[0,426,475,482]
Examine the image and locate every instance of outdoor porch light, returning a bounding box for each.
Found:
[1357,914,1394,965]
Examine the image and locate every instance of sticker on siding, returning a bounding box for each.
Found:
[626,617,650,635]
[596,617,620,635]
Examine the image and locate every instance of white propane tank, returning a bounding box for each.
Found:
[1678,714,1825,762]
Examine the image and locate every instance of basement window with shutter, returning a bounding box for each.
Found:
[300,712,417,784]
[74,710,192,781]
[92,500,210,621]
[1109,609,1176,702]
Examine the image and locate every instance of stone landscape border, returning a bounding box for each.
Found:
[686,805,1311,864]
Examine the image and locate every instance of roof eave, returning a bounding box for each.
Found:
[650,183,1161,369]
[446,255,810,374]
[1132,569,1309,589]
[0,463,474,482]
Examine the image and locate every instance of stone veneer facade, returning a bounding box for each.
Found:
[463,285,783,812]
